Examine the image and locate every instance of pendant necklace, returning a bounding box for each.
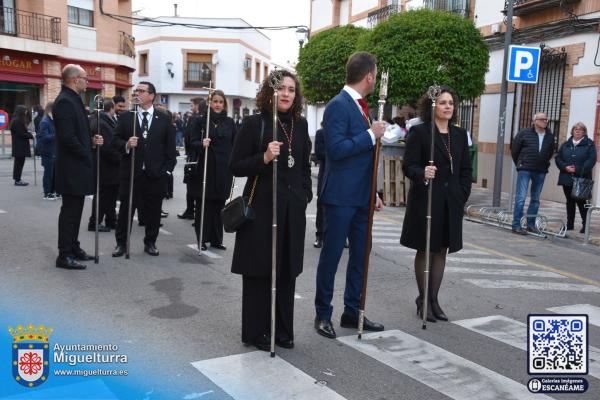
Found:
[439,129,453,175]
[278,119,295,168]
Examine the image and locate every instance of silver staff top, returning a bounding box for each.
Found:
[427,83,442,105]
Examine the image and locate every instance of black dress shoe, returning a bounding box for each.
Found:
[416,296,436,323]
[112,245,126,257]
[73,249,94,261]
[211,243,226,250]
[14,180,29,186]
[144,244,159,256]
[161,210,168,218]
[511,227,527,235]
[430,300,448,321]
[105,223,117,230]
[177,212,194,220]
[275,339,294,349]
[340,313,384,331]
[56,256,86,270]
[314,317,336,339]
[88,224,110,232]
[200,243,208,251]
[580,226,586,234]
[313,238,322,248]
[252,334,271,352]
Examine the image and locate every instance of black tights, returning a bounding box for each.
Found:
[414,247,448,302]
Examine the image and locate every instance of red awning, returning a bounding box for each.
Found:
[0,72,46,85]
[87,80,103,90]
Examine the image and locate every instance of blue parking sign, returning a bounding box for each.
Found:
[507,45,541,84]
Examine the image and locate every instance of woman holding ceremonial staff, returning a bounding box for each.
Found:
[189,90,235,250]
[400,86,472,322]
[229,70,312,351]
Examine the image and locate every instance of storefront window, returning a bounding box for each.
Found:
[0,82,40,117]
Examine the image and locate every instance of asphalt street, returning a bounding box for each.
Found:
[0,156,598,400]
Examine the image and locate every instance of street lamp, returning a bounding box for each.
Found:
[165,61,174,78]
[295,27,309,48]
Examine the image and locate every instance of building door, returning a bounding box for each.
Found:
[0,82,40,116]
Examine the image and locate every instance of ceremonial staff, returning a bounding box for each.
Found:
[31,107,37,186]
[197,82,215,255]
[93,94,104,264]
[422,83,441,329]
[268,70,283,357]
[125,96,141,259]
[358,70,388,340]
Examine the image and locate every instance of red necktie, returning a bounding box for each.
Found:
[357,98,370,123]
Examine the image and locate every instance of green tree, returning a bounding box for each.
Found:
[357,9,489,106]
[296,25,367,104]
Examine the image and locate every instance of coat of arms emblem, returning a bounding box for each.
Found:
[9,324,53,388]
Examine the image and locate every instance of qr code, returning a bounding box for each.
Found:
[528,315,588,375]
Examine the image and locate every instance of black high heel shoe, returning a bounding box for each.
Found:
[415,296,436,322]
[430,300,448,321]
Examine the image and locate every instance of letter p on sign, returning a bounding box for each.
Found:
[507,45,541,84]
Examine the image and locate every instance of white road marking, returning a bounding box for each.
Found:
[547,304,600,328]
[159,228,173,236]
[371,232,401,237]
[372,238,400,244]
[453,315,600,379]
[294,293,303,299]
[191,351,348,400]
[338,330,550,400]
[186,244,222,259]
[446,267,566,278]
[377,247,489,256]
[464,279,600,293]
[371,226,403,231]
[0,209,6,214]
[446,257,525,266]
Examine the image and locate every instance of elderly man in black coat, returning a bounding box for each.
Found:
[53,64,103,270]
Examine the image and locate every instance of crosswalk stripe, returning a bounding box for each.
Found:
[0,209,6,214]
[446,257,525,266]
[338,330,551,400]
[191,351,348,400]
[372,238,400,243]
[371,226,403,231]
[377,245,415,252]
[186,244,222,259]
[453,315,600,379]
[547,304,600,328]
[446,267,566,278]
[159,228,173,236]
[371,232,400,237]
[464,279,600,293]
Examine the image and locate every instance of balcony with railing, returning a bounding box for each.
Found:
[507,0,580,16]
[0,6,61,43]
[120,31,135,58]
[423,0,470,18]
[367,3,401,28]
[184,67,213,89]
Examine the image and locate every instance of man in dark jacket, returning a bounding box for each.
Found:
[511,112,555,234]
[313,124,325,248]
[87,99,121,232]
[111,81,177,257]
[53,64,103,270]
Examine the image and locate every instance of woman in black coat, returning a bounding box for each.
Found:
[10,105,33,186]
[189,90,236,250]
[229,70,312,351]
[555,122,596,233]
[400,86,472,322]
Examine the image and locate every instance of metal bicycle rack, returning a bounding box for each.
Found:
[465,204,566,238]
[583,205,600,245]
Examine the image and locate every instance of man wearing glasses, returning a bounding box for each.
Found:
[111,82,177,257]
[53,64,104,269]
[510,112,555,234]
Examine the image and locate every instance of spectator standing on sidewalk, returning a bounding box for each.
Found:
[510,112,555,234]
[10,105,33,186]
[37,102,57,199]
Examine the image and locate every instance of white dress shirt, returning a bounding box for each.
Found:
[343,85,376,145]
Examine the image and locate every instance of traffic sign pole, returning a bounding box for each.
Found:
[492,0,514,207]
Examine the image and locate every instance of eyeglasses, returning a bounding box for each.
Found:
[535,118,548,122]
[76,76,88,82]
[134,89,149,94]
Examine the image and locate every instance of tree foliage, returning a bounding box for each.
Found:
[296,25,367,104]
[357,9,489,106]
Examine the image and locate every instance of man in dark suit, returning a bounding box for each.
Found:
[87,99,121,231]
[53,64,103,270]
[111,81,177,257]
[313,123,325,248]
[314,52,386,339]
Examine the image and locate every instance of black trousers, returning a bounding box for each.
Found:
[315,199,324,239]
[13,156,25,181]
[58,194,85,258]
[562,185,588,228]
[115,176,164,246]
[241,269,296,345]
[184,189,196,215]
[194,198,225,245]
[89,184,119,226]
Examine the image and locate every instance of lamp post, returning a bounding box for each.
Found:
[295,27,309,49]
[165,61,174,78]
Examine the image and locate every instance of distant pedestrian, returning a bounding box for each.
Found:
[510,112,555,234]
[10,105,33,186]
[555,122,596,233]
[36,102,57,199]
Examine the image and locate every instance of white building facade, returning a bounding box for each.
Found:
[133,17,272,119]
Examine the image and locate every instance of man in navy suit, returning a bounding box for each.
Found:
[314,52,386,339]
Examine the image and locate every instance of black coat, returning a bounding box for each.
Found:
[10,120,33,158]
[188,112,235,199]
[511,126,555,172]
[90,111,121,186]
[52,86,95,196]
[314,128,326,197]
[112,108,177,194]
[229,113,312,278]
[400,122,472,253]
[555,136,597,186]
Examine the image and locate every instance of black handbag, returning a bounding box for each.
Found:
[221,118,264,233]
[571,177,593,201]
